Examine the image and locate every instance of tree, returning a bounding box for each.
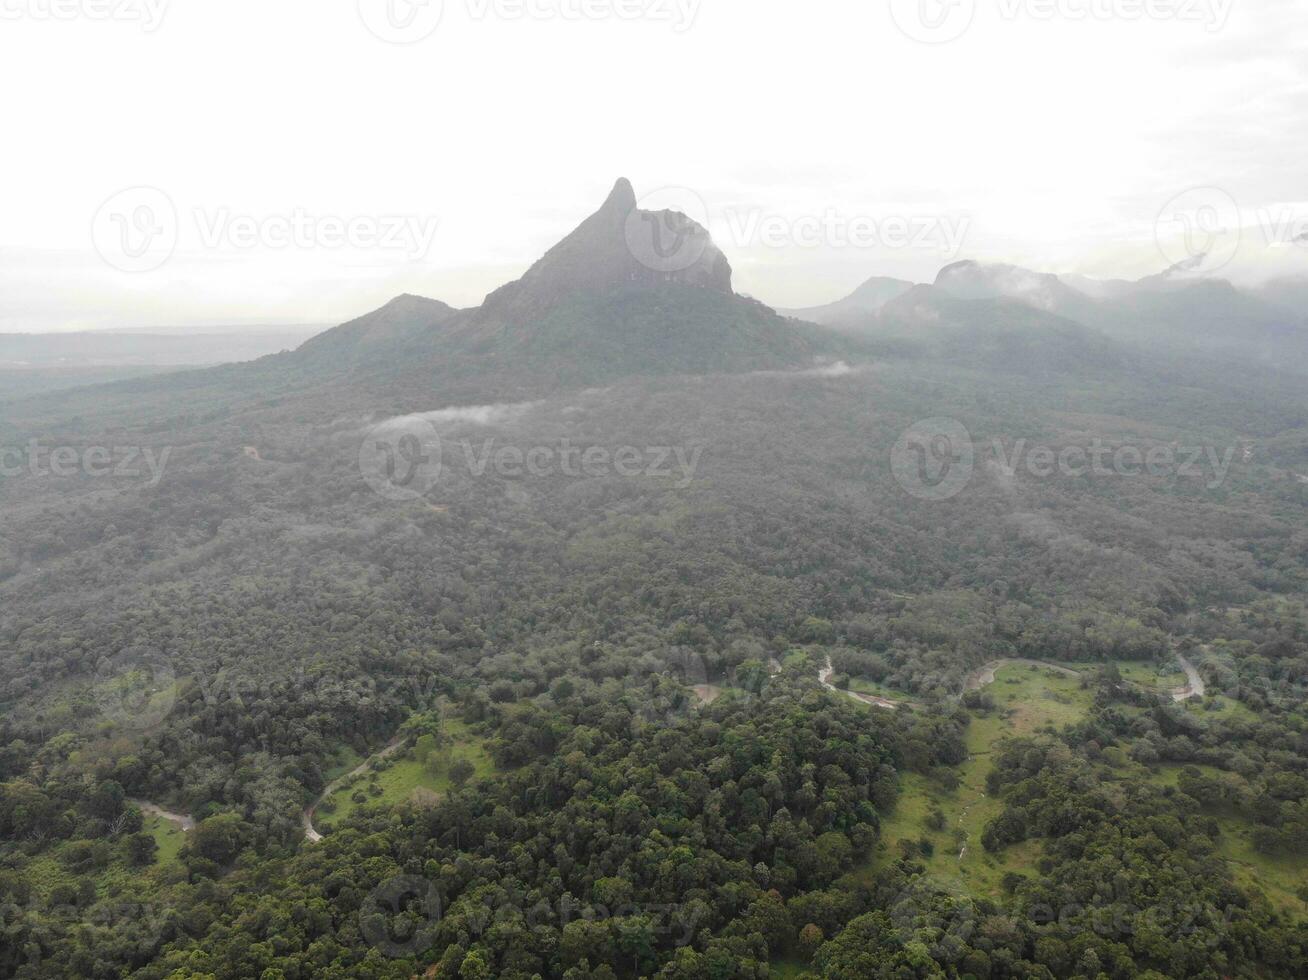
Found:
[798,923,823,958]
[125,832,158,866]
[449,758,475,789]
[190,813,250,866]
[414,734,438,765]
[459,949,491,980]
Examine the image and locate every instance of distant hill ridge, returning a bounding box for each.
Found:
[797,256,1308,371]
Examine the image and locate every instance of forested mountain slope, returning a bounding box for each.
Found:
[1,187,1307,979]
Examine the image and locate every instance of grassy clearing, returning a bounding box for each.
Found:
[321,744,365,782]
[1145,764,1308,916]
[315,718,493,831]
[846,657,1306,922]
[144,813,186,865]
[857,663,1095,897]
[1114,660,1186,689]
[1061,658,1186,694]
[782,650,812,670]
[1188,695,1260,722]
[18,817,185,904]
[846,676,915,702]
[1213,816,1308,916]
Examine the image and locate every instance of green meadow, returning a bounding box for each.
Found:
[144,813,186,865]
[1148,763,1308,916]
[313,718,494,832]
[856,662,1095,897]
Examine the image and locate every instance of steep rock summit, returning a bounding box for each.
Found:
[480,178,732,324]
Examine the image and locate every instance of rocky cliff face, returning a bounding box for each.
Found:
[479,178,733,324]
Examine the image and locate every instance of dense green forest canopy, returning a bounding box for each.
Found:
[3,256,1308,977]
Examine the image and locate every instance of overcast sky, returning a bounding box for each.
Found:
[2,0,1306,331]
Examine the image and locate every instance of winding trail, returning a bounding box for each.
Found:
[819,657,904,711]
[963,654,1204,702]
[963,658,1081,692]
[955,793,986,863]
[131,800,194,833]
[302,737,409,843]
[1172,654,1206,702]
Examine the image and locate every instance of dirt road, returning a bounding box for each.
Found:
[302,737,409,843]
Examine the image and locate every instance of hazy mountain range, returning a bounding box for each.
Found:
[3,178,1306,431]
[784,259,1308,369]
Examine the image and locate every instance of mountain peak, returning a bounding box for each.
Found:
[479,178,732,322]
[602,177,638,214]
